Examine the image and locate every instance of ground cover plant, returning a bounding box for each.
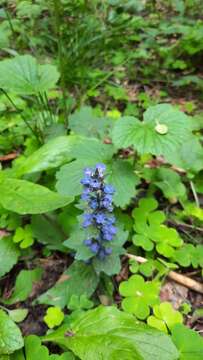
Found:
[0,0,203,359]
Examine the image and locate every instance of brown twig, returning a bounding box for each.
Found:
[127,253,203,294]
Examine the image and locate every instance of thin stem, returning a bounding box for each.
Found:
[5,8,15,36]
[190,180,200,208]
[0,88,40,142]
[53,0,68,128]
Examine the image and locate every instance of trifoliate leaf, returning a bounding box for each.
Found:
[44,307,64,329]
[42,306,178,360]
[112,104,193,163]
[0,310,24,355]
[13,225,34,249]
[173,244,203,268]
[0,55,59,94]
[132,198,182,256]
[119,274,160,319]
[147,302,183,333]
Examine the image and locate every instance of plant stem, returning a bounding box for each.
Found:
[190,181,200,208]
[0,88,40,142]
[53,0,68,128]
[5,8,15,36]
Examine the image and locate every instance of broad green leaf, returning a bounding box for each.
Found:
[0,177,72,214]
[0,310,23,355]
[0,236,20,277]
[64,224,128,275]
[24,335,49,359]
[44,307,64,329]
[69,106,111,139]
[43,306,179,360]
[112,104,193,163]
[149,168,186,201]
[16,136,77,176]
[107,160,140,207]
[56,160,89,197]
[0,55,59,94]
[2,268,43,305]
[38,261,98,308]
[8,309,28,323]
[56,138,114,198]
[170,138,203,174]
[171,324,203,359]
[31,214,66,251]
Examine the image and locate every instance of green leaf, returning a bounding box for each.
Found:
[31,214,66,251]
[3,268,43,305]
[147,302,183,333]
[172,244,203,268]
[107,160,140,207]
[0,236,20,277]
[8,309,28,323]
[24,335,49,359]
[69,106,110,139]
[10,336,75,360]
[13,225,34,249]
[64,225,128,275]
[0,55,59,95]
[171,324,203,359]
[68,295,94,311]
[38,261,98,308]
[16,136,77,176]
[44,307,64,329]
[0,309,24,355]
[112,104,193,163]
[132,198,182,256]
[153,168,186,201]
[42,306,179,360]
[119,275,160,319]
[171,138,203,174]
[0,177,72,214]
[56,137,114,198]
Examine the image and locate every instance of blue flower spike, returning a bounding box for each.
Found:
[81,163,116,260]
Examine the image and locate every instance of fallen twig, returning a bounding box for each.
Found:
[127,253,203,294]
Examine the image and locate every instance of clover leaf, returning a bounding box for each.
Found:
[173,244,203,268]
[119,274,160,319]
[13,225,34,248]
[132,197,182,256]
[44,307,64,329]
[147,302,183,333]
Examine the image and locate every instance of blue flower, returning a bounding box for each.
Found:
[104,184,115,194]
[80,163,116,261]
[82,213,93,228]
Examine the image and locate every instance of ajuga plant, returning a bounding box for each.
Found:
[80,163,116,260]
